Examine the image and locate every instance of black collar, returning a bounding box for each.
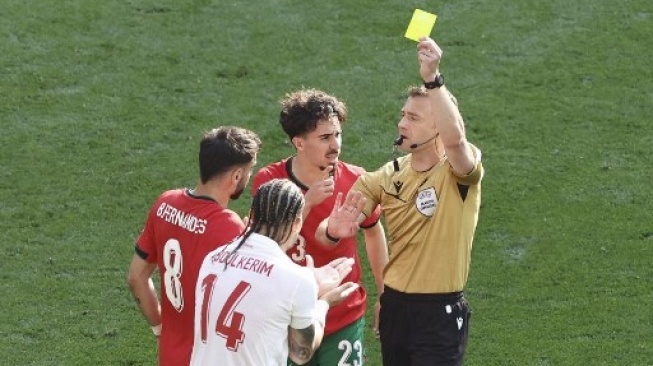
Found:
[285,157,309,191]
[186,189,218,203]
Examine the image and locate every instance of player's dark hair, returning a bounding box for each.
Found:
[279,89,347,140]
[198,126,261,184]
[224,179,304,268]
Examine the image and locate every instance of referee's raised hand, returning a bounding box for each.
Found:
[417,36,442,85]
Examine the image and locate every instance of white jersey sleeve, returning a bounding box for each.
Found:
[290,267,318,330]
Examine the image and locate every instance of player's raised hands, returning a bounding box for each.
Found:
[324,190,366,240]
[306,255,355,296]
[319,282,359,307]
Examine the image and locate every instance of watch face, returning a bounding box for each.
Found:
[424,74,444,89]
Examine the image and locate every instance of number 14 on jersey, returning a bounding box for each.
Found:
[199,274,252,351]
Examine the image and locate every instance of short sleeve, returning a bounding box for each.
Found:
[451,144,484,185]
[289,268,318,330]
[135,201,161,263]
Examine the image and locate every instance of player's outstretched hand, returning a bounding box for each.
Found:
[326,191,366,239]
[306,255,355,296]
[320,282,359,307]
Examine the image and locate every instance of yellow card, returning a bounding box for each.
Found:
[404,9,437,42]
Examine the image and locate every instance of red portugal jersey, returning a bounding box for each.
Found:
[136,189,245,366]
[252,158,380,335]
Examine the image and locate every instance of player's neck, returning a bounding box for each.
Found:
[290,155,327,186]
[191,182,229,208]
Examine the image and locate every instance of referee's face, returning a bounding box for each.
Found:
[397,96,436,152]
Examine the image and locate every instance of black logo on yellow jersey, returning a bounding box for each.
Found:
[393,181,403,194]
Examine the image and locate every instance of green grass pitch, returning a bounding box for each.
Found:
[1,0,651,364]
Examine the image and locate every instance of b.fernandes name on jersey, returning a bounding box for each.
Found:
[156,202,207,234]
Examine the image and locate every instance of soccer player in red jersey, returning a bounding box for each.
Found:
[252,89,388,366]
[127,126,261,366]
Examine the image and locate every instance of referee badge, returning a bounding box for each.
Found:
[415,187,437,217]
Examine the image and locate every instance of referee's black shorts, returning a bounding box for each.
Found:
[379,286,471,366]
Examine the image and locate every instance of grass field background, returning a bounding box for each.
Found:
[1,0,651,365]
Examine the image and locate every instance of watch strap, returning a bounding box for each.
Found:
[423,74,444,89]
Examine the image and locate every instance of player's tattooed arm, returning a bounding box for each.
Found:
[288,325,318,364]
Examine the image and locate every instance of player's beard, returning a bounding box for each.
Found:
[230,175,247,200]
[230,187,244,200]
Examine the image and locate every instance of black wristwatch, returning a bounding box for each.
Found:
[423,74,444,89]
